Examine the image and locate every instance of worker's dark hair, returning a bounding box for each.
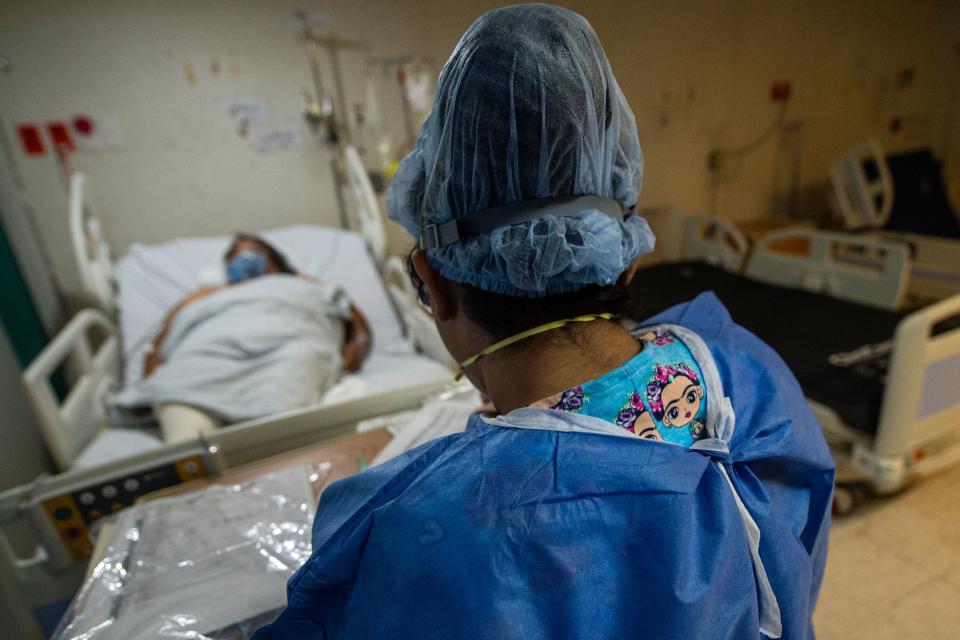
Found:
[406,249,638,342]
[457,283,632,341]
[224,233,296,275]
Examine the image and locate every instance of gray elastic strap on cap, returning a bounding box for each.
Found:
[420,195,628,249]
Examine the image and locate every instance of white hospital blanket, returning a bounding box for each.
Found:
[115,275,349,422]
[117,226,411,387]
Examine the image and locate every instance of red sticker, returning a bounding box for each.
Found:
[47,121,75,152]
[72,115,95,136]
[16,124,46,156]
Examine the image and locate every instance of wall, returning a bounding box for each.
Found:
[1,0,958,299]
[0,0,433,296]
[415,0,960,220]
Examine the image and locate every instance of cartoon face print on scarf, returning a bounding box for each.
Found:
[531,327,710,448]
[645,362,706,444]
[615,392,662,440]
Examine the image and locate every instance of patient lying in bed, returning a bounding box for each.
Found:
[116,234,372,443]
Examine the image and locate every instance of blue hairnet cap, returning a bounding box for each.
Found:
[387,3,654,298]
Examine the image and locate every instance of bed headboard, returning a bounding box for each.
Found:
[69,173,116,314]
[829,139,895,230]
[744,227,909,310]
[681,214,750,273]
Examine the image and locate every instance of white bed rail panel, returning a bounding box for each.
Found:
[343,145,387,266]
[744,227,909,310]
[881,231,960,299]
[23,309,121,470]
[876,292,960,459]
[681,214,749,273]
[69,173,116,313]
[829,138,894,229]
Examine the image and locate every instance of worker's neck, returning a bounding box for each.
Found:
[480,320,640,414]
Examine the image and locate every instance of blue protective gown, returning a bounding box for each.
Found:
[254,293,835,639]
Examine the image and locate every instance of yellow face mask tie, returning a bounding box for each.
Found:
[454,313,616,381]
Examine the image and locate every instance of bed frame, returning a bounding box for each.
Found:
[830,138,960,300]
[682,217,960,497]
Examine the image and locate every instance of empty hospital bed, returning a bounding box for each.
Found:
[644,217,960,512]
[830,139,960,301]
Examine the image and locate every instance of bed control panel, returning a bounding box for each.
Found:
[41,455,211,562]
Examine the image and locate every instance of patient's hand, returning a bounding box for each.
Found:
[143,348,165,378]
[341,304,372,373]
[341,340,366,373]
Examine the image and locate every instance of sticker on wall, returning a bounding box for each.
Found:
[46,121,75,153]
[16,123,46,156]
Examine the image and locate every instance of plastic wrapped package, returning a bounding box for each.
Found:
[53,464,330,640]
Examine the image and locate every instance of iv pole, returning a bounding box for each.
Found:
[365,55,432,151]
[295,10,365,229]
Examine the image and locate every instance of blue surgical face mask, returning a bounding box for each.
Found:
[226,249,268,284]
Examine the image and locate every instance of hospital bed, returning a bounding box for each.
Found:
[830,139,960,301]
[3,150,461,637]
[641,216,960,512]
[28,158,454,472]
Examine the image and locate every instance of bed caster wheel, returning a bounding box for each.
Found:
[832,483,864,516]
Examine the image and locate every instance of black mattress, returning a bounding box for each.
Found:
[629,262,906,436]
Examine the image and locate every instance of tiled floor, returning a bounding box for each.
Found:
[813,464,960,638]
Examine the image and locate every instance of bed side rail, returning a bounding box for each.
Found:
[69,173,116,313]
[875,292,960,460]
[22,309,121,471]
[681,214,750,273]
[881,230,960,299]
[342,145,387,266]
[743,227,909,309]
[382,256,455,369]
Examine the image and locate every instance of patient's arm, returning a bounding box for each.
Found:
[341,304,372,373]
[143,285,220,378]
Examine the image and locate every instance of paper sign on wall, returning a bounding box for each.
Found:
[223,98,269,138]
[223,97,301,154]
[251,127,301,154]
